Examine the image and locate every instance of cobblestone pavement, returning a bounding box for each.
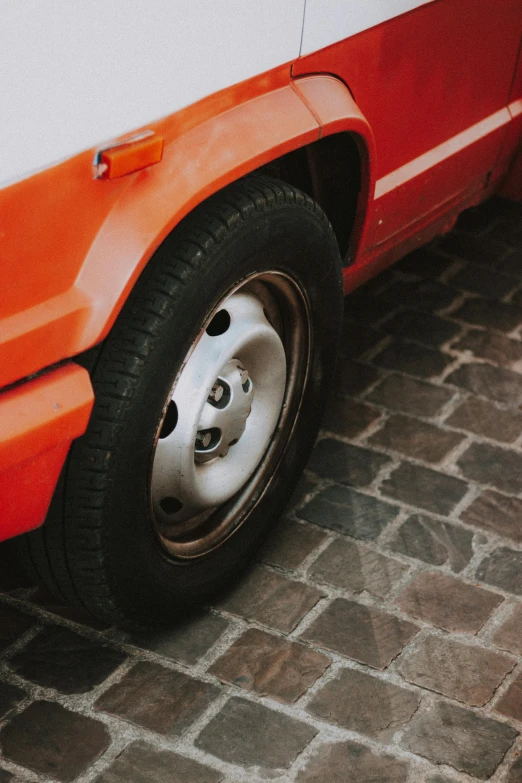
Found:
[1,197,522,783]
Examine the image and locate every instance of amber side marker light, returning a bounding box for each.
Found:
[95,132,164,180]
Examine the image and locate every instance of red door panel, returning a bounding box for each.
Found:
[294,0,522,248]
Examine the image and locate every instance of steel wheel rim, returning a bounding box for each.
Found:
[149,270,310,559]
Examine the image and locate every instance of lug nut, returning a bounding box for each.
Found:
[240,368,249,385]
[208,382,224,403]
[196,430,212,449]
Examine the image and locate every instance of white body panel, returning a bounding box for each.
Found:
[300,0,435,56]
[0,0,305,187]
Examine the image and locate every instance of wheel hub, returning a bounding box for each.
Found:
[151,290,287,527]
[194,359,254,463]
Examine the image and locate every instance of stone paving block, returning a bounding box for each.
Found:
[380,462,468,515]
[0,700,110,782]
[368,415,463,464]
[477,547,522,595]
[362,268,397,296]
[0,682,25,720]
[401,700,518,779]
[395,572,503,634]
[506,755,522,782]
[501,225,522,250]
[94,741,223,783]
[482,195,522,225]
[286,475,318,511]
[461,491,522,543]
[95,661,219,737]
[209,628,330,704]
[10,626,126,694]
[457,442,522,494]
[383,311,462,348]
[218,565,323,632]
[448,263,517,299]
[446,362,522,405]
[259,518,327,571]
[496,200,522,233]
[334,358,381,396]
[396,246,455,278]
[0,605,34,653]
[367,373,455,416]
[437,231,509,265]
[307,667,420,739]
[451,329,522,367]
[384,279,459,312]
[371,340,453,379]
[127,612,228,666]
[509,290,522,312]
[299,484,399,540]
[493,604,522,655]
[321,395,381,438]
[445,397,522,443]
[340,322,386,358]
[454,201,501,235]
[388,514,473,572]
[495,672,522,722]
[495,207,522,244]
[347,291,397,326]
[450,298,522,333]
[502,249,522,275]
[309,537,409,599]
[29,588,109,630]
[300,598,418,670]
[484,196,522,226]
[195,696,317,770]
[398,634,515,707]
[295,740,409,783]
[307,438,390,486]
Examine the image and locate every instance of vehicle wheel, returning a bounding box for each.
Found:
[18,176,343,629]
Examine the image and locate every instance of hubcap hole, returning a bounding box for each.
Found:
[206,309,231,336]
[159,401,178,438]
[160,497,183,515]
[242,378,251,393]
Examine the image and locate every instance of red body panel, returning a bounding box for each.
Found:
[499,42,522,201]
[294,0,522,250]
[0,364,94,540]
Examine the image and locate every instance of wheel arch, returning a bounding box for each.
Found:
[76,75,375,352]
[254,131,362,258]
[0,75,375,387]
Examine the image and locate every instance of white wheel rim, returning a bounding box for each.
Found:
[151,290,287,529]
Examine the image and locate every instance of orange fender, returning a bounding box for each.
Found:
[0,72,374,388]
[0,364,94,539]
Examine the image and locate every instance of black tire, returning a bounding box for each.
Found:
[17,176,343,629]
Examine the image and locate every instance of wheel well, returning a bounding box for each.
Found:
[254,132,362,259]
[74,132,362,370]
